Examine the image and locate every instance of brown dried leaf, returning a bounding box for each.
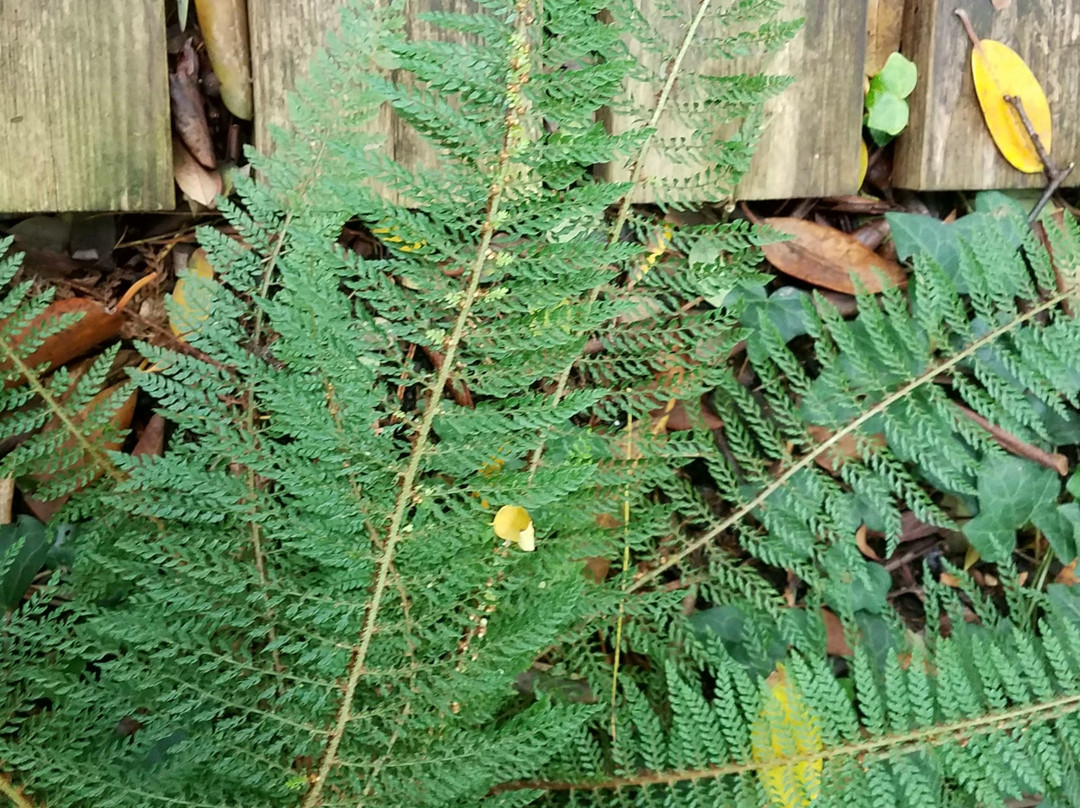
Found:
[173,136,221,207]
[24,382,137,522]
[855,525,883,562]
[821,607,853,656]
[1056,558,1079,586]
[194,0,253,120]
[132,413,167,458]
[170,39,215,168]
[3,298,123,387]
[763,217,907,294]
[651,396,723,433]
[806,424,887,473]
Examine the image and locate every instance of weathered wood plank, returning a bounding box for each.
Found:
[895,0,1080,191]
[866,0,905,77]
[249,0,473,206]
[599,1,867,202]
[0,0,172,212]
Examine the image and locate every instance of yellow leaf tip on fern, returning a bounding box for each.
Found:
[751,664,823,808]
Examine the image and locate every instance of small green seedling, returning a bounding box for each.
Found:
[866,52,918,146]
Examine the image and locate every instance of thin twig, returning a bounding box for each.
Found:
[0,768,37,808]
[527,0,714,479]
[954,402,1068,474]
[1003,95,1074,224]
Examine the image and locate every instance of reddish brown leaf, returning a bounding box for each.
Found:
[821,607,853,656]
[170,39,215,169]
[584,556,611,583]
[132,413,167,458]
[650,396,723,433]
[3,298,123,387]
[1056,558,1080,586]
[763,217,907,294]
[24,382,137,522]
[173,136,221,207]
[806,424,887,473]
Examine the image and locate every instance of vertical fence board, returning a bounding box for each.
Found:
[0,0,172,212]
[895,0,1080,191]
[250,0,473,206]
[598,0,867,202]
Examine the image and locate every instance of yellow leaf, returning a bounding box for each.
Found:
[194,0,253,120]
[493,505,535,551]
[751,665,823,808]
[857,139,868,188]
[960,12,1051,173]
[170,249,215,340]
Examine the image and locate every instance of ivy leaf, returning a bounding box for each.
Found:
[0,515,49,612]
[866,91,909,137]
[872,52,918,99]
[964,457,1061,563]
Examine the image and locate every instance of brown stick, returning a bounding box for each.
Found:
[1003,95,1074,224]
[955,402,1068,475]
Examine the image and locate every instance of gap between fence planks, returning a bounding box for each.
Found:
[894,0,1080,191]
[0,0,173,212]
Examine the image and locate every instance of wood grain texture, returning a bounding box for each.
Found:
[0,0,172,212]
[249,0,473,205]
[866,0,906,77]
[895,0,1080,191]
[598,0,867,202]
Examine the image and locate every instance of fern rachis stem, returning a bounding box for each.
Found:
[528,0,713,479]
[301,5,536,803]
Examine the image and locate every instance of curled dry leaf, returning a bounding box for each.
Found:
[173,137,222,207]
[855,524,883,562]
[3,298,123,387]
[170,39,215,169]
[763,217,907,295]
[957,10,1050,173]
[194,0,253,120]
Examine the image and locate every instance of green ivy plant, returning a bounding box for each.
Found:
[865,51,918,145]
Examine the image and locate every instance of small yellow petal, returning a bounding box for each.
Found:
[493,505,531,541]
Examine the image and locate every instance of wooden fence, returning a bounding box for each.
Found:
[0,0,1076,212]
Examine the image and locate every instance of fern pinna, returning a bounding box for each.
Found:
[4,0,1080,807]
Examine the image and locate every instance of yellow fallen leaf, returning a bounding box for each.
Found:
[194,0,253,120]
[958,10,1050,173]
[857,139,868,187]
[493,505,535,551]
[170,249,215,340]
[751,665,823,808]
